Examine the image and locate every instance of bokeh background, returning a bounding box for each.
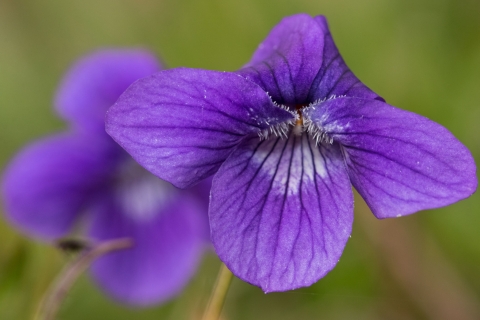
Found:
[1,0,479,319]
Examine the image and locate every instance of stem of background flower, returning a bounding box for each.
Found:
[33,238,133,320]
[202,262,233,320]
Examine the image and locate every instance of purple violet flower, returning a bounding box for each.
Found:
[105,14,477,292]
[1,49,210,305]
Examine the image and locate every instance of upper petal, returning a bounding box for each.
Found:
[106,68,294,188]
[307,16,382,102]
[236,14,381,106]
[304,97,477,218]
[55,49,161,132]
[1,132,121,239]
[88,175,208,306]
[236,14,325,105]
[209,132,353,292]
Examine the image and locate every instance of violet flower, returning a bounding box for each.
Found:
[2,49,210,305]
[105,14,477,292]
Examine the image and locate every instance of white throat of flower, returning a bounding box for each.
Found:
[115,160,175,222]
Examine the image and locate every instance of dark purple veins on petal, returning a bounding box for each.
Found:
[209,131,353,292]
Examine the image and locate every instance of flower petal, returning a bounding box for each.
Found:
[1,133,120,239]
[106,68,294,188]
[209,133,353,292]
[308,16,382,102]
[88,178,208,306]
[304,97,477,218]
[236,14,381,105]
[236,14,325,105]
[55,49,161,132]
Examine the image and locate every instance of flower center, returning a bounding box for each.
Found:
[258,101,334,145]
[293,104,307,136]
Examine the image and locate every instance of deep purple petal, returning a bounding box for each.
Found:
[210,133,353,292]
[106,68,294,188]
[308,16,382,102]
[89,174,208,306]
[236,14,324,105]
[55,49,161,132]
[304,97,477,218]
[236,14,381,105]
[1,132,120,239]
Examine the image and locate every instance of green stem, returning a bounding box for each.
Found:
[202,263,233,320]
[33,238,133,320]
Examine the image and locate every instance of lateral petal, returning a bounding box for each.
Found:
[1,133,120,239]
[209,133,353,292]
[55,49,161,132]
[89,175,208,305]
[106,68,294,188]
[304,97,477,218]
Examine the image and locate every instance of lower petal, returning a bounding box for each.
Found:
[88,185,208,306]
[210,133,353,292]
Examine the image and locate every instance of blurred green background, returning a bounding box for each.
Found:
[0,0,479,319]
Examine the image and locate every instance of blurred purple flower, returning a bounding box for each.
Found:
[105,14,477,292]
[2,49,210,305]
